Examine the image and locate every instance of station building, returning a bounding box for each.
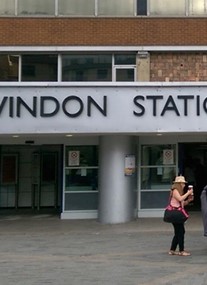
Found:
[0,0,207,223]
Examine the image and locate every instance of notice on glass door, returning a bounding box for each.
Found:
[68,151,80,166]
[163,150,174,165]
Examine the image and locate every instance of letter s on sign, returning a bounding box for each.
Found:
[133,96,145,117]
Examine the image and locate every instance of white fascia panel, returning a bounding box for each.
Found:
[1,46,207,52]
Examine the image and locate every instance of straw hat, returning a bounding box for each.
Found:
[173,175,187,183]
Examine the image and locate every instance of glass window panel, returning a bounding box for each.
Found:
[141,191,169,209]
[189,0,206,15]
[137,0,147,15]
[65,146,98,167]
[141,167,176,190]
[0,55,19,81]
[0,0,15,15]
[114,54,136,65]
[65,168,98,191]
[65,192,98,210]
[116,69,135,82]
[141,145,176,166]
[149,0,185,15]
[62,54,112,81]
[65,146,98,192]
[58,0,95,15]
[98,0,134,16]
[18,0,55,15]
[21,55,57,81]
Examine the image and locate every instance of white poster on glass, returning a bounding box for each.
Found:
[68,151,80,166]
[124,154,135,176]
[163,150,174,165]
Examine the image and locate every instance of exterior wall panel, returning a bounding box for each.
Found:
[1,18,207,46]
[150,52,207,81]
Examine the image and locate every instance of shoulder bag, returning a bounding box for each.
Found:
[163,204,189,223]
[163,191,189,224]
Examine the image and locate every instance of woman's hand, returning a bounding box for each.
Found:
[188,193,194,202]
[187,189,193,196]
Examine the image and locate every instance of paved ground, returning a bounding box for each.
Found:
[0,211,206,285]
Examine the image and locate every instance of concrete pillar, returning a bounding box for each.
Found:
[136,51,150,81]
[98,135,135,224]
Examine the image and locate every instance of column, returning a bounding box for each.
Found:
[98,135,135,224]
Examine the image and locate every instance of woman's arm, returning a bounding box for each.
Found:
[183,194,194,206]
[172,188,193,202]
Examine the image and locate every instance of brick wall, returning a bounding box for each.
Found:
[150,52,207,81]
[1,18,207,46]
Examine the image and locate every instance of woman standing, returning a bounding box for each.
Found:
[168,176,194,256]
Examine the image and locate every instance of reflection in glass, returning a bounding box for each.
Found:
[149,0,185,15]
[116,69,135,82]
[0,0,15,15]
[62,54,112,81]
[141,144,176,190]
[65,168,98,191]
[58,0,95,15]
[22,55,57,81]
[141,167,176,189]
[114,54,136,65]
[98,0,134,15]
[65,146,98,167]
[0,55,19,81]
[18,0,55,15]
[141,145,176,166]
[189,0,206,15]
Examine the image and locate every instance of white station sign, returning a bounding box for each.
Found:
[0,85,206,134]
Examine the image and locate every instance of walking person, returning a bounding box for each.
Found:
[200,185,207,237]
[168,176,194,256]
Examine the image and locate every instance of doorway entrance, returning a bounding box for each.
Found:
[0,145,63,214]
[179,143,207,210]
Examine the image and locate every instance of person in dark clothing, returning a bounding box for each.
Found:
[200,185,207,237]
[194,158,206,206]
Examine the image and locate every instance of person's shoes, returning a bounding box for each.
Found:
[178,251,191,256]
[168,250,178,255]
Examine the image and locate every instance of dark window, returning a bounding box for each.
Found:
[1,154,18,184]
[114,54,136,65]
[0,55,19,81]
[62,54,112,81]
[97,69,108,80]
[22,55,57,81]
[116,68,135,82]
[137,0,147,15]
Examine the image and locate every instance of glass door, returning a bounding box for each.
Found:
[0,154,19,208]
[40,152,58,208]
[140,144,177,209]
[64,145,98,211]
[32,152,59,210]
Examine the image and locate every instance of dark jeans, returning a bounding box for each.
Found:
[170,223,185,252]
